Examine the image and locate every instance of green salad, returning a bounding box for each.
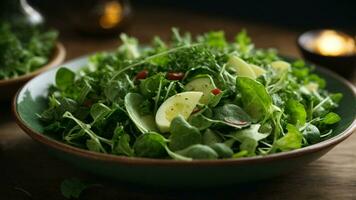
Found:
[40,29,342,160]
[0,23,58,79]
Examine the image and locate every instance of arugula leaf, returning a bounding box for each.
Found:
[228,124,269,155]
[169,115,202,151]
[112,125,134,156]
[236,77,273,122]
[90,103,111,123]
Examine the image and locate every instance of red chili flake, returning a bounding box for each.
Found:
[167,72,184,80]
[135,69,148,80]
[211,88,222,95]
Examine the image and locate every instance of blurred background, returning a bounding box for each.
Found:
[0,0,355,77]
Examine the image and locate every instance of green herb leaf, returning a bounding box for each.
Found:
[285,99,307,127]
[176,144,218,160]
[212,104,251,128]
[133,132,168,158]
[236,77,273,122]
[56,68,76,91]
[169,115,202,151]
[275,124,303,152]
[60,178,88,199]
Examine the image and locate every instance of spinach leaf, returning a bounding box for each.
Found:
[133,132,168,158]
[169,115,202,151]
[202,129,223,145]
[209,143,233,158]
[176,144,218,160]
[212,104,251,128]
[236,77,273,122]
[188,107,213,131]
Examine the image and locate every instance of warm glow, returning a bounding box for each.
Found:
[99,1,123,29]
[314,31,355,56]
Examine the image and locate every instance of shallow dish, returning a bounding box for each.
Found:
[0,42,65,101]
[13,56,356,187]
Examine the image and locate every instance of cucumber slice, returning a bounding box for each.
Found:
[226,56,257,79]
[249,64,266,77]
[155,91,203,133]
[184,75,216,104]
[271,61,291,73]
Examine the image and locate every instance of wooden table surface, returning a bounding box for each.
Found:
[1,6,355,200]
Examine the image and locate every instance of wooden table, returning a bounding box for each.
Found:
[1,6,355,200]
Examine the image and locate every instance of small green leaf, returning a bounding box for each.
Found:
[285,99,307,127]
[176,144,218,160]
[320,112,341,125]
[209,143,233,158]
[229,124,269,155]
[236,77,273,122]
[112,125,134,156]
[302,124,320,144]
[188,107,213,131]
[60,178,88,199]
[133,132,168,158]
[86,139,102,152]
[55,67,75,90]
[202,129,222,145]
[169,115,202,151]
[90,103,111,123]
[275,124,303,152]
[213,104,252,128]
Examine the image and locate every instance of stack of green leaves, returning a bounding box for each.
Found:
[0,23,58,79]
[40,28,342,160]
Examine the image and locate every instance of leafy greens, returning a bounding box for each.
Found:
[40,28,342,160]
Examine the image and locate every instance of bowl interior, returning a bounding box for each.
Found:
[15,56,356,158]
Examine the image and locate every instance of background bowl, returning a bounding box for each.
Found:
[0,42,65,101]
[13,56,356,188]
[297,30,356,79]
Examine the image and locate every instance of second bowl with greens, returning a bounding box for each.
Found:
[14,29,355,187]
[0,22,65,100]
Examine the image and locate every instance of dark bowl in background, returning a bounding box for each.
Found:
[297,30,356,79]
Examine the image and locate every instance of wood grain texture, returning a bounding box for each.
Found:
[0,6,355,200]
